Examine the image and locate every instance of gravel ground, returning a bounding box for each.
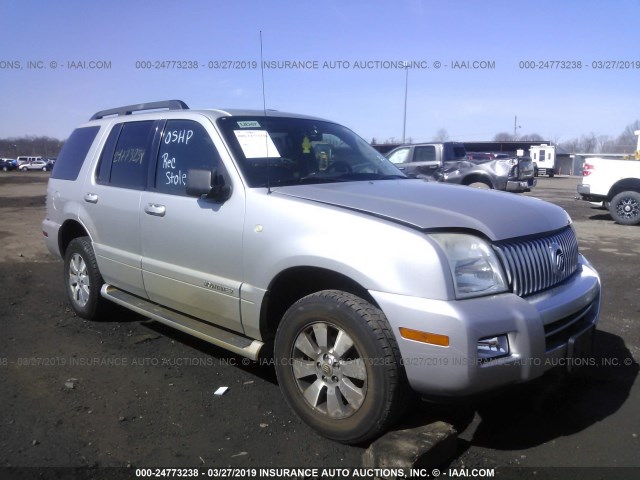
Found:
[0,172,638,478]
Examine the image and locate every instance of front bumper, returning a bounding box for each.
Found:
[506,177,537,192]
[370,255,600,396]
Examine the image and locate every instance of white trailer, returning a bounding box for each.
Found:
[530,144,556,177]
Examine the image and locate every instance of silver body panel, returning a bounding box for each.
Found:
[43,107,601,397]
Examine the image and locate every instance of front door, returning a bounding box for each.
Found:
[140,118,245,333]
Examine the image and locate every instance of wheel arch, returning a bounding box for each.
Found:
[259,266,378,341]
[608,178,640,200]
[58,219,91,257]
[461,173,494,188]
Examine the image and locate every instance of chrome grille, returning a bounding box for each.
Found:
[493,226,579,297]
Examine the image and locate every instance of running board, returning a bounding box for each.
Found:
[101,284,263,360]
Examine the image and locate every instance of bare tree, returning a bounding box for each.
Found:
[596,135,611,153]
[612,120,640,153]
[559,138,580,153]
[520,133,545,142]
[432,128,449,142]
[493,132,513,141]
[0,136,64,158]
[571,132,598,153]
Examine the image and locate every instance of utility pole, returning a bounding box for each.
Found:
[513,115,521,139]
[402,62,408,144]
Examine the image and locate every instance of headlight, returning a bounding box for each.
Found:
[431,233,508,299]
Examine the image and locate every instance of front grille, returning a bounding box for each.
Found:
[493,227,579,297]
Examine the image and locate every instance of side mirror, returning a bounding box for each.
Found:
[186,169,231,201]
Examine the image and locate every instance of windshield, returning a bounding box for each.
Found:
[217,116,406,187]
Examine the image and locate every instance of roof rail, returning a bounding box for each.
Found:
[90,100,189,120]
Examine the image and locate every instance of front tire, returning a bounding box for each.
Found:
[63,237,110,320]
[610,191,640,225]
[274,290,409,444]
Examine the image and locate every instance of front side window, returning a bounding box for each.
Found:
[217,116,405,188]
[387,148,410,164]
[155,120,221,195]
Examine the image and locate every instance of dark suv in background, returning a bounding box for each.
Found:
[0,159,17,171]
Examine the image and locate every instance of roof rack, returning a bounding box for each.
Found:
[90,100,189,120]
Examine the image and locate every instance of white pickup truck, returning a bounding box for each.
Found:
[577,157,640,225]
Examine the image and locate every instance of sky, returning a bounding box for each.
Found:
[1,0,639,144]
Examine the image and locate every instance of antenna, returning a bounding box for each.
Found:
[260,31,271,194]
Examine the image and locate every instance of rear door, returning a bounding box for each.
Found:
[140,118,245,333]
[410,145,441,178]
[86,120,160,298]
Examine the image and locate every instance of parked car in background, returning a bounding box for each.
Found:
[17,156,43,166]
[578,157,640,225]
[19,160,50,171]
[0,158,17,171]
[386,142,536,192]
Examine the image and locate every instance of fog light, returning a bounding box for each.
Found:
[477,335,509,361]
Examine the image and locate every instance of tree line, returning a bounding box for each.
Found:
[0,136,63,158]
[2,120,638,159]
[372,120,640,154]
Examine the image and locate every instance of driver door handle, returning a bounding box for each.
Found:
[144,203,166,217]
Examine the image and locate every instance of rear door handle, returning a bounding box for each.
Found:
[84,193,98,204]
[144,203,166,217]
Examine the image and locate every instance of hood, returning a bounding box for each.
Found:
[273,180,571,241]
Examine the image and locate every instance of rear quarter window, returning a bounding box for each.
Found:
[50,126,100,180]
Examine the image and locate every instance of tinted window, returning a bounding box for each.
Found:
[96,124,122,184]
[155,120,221,195]
[51,126,100,180]
[414,146,436,162]
[444,143,467,162]
[109,121,155,189]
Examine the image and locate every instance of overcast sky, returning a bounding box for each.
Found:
[1,0,638,143]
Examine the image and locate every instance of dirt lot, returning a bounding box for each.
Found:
[0,172,639,477]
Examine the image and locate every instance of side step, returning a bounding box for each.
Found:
[101,284,264,360]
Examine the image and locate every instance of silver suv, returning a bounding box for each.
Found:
[43,100,601,443]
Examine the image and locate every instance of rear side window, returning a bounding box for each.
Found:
[154,120,221,195]
[51,126,100,180]
[107,121,155,189]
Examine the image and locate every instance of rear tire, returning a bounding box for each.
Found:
[610,191,640,225]
[63,237,111,320]
[274,290,409,444]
